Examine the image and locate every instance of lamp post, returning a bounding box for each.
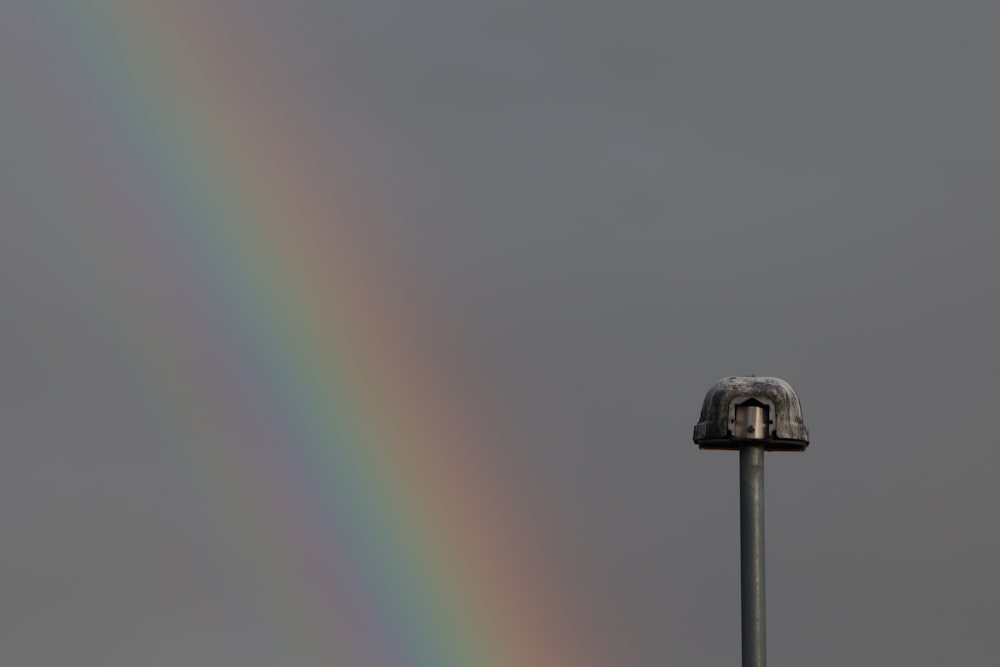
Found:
[693,376,809,667]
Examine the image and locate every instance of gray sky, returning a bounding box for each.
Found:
[3,2,1000,665]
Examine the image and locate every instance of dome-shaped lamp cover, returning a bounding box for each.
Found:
[693,376,809,451]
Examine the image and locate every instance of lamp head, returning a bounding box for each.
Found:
[693,376,809,451]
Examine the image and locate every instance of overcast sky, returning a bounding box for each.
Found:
[3,2,1000,666]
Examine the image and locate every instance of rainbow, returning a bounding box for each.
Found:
[25,2,605,665]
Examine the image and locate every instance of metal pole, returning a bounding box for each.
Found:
[740,444,765,667]
[695,377,810,667]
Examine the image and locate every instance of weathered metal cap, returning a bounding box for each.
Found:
[693,376,809,451]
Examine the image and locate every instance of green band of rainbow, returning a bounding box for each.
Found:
[25,2,606,665]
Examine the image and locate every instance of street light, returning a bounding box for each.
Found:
[693,376,809,667]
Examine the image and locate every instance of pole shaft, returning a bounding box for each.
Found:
[740,445,765,667]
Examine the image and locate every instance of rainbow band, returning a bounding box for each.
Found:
[30,2,602,665]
